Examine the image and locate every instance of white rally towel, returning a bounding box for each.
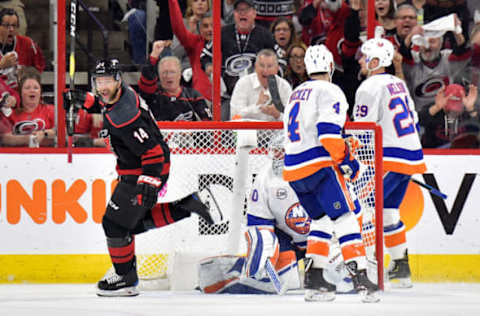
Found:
[411,13,462,48]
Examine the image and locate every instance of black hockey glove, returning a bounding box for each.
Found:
[135,175,162,209]
[63,89,97,112]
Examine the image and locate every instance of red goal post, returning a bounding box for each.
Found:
[135,121,383,290]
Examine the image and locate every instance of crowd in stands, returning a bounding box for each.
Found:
[1,0,480,149]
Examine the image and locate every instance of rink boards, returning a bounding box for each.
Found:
[0,150,479,283]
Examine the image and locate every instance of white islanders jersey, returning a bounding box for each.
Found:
[282,80,349,181]
[247,163,310,248]
[353,74,426,175]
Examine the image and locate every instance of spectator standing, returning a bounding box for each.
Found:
[230,49,291,121]
[386,4,418,59]
[299,0,349,47]
[171,0,211,72]
[0,0,26,35]
[403,14,470,111]
[221,0,276,99]
[139,52,212,121]
[299,0,366,104]
[252,0,296,30]
[419,83,479,148]
[270,16,300,75]
[284,43,308,89]
[375,0,397,36]
[397,0,426,25]
[0,8,45,89]
[168,0,214,101]
[222,0,236,25]
[1,67,54,147]
[126,0,147,66]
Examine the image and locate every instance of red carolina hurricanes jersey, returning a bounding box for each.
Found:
[0,35,46,89]
[8,103,55,135]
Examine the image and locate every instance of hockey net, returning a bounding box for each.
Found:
[135,121,383,290]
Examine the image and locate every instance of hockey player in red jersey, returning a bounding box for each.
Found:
[63,59,217,297]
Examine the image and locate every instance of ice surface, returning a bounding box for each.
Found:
[0,283,479,316]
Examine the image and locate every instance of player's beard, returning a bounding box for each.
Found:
[99,84,121,104]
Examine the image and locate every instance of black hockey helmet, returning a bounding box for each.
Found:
[92,58,122,81]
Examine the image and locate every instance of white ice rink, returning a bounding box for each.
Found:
[0,283,479,316]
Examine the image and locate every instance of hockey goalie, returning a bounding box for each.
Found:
[197,133,355,294]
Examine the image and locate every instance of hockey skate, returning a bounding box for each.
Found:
[346,262,380,303]
[97,266,139,297]
[174,192,216,225]
[388,251,413,288]
[304,259,336,302]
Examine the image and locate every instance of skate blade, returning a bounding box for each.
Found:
[359,289,381,303]
[304,289,336,302]
[390,278,413,288]
[97,286,139,297]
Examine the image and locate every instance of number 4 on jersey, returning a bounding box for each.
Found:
[287,102,300,142]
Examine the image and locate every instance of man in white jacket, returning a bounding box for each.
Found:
[230,49,292,121]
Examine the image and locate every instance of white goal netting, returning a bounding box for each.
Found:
[135,122,383,290]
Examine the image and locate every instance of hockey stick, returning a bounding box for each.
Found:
[66,0,77,163]
[411,178,447,199]
[264,259,287,295]
[267,75,284,113]
[204,186,224,222]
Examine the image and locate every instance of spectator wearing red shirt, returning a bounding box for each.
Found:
[139,52,212,122]
[2,67,53,147]
[168,0,213,101]
[0,8,45,89]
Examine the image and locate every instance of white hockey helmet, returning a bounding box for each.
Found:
[269,132,285,177]
[304,44,334,78]
[360,38,395,71]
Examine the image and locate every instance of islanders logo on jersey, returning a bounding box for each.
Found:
[285,202,311,235]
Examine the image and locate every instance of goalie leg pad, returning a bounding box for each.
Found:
[198,255,244,293]
[245,227,280,279]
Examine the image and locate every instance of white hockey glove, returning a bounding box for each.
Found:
[244,227,279,279]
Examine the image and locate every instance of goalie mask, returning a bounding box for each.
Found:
[269,132,285,176]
